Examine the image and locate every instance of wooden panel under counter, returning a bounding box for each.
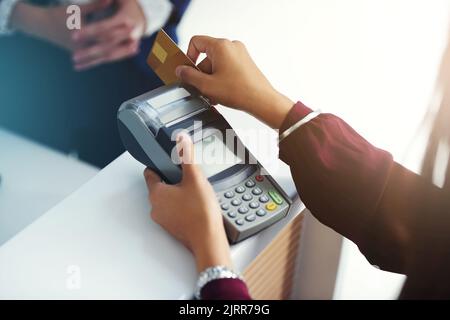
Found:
[243,213,304,300]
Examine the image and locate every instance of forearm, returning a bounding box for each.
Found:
[9,2,46,37]
[278,101,407,272]
[193,227,233,273]
[193,225,252,300]
[248,90,294,129]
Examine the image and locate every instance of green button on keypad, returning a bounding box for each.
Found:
[268,190,284,205]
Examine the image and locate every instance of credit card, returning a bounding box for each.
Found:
[147,29,199,85]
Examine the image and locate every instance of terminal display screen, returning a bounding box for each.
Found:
[194,132,243,178]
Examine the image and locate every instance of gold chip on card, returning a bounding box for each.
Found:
[147,29,199,85]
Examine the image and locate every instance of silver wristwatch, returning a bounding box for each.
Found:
[195,265,242,300]
[0,0,20,35]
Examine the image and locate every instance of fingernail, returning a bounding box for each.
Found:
[175,66,184,78]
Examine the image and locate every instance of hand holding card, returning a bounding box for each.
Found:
[166,35,294,129]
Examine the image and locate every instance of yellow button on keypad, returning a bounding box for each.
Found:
[266,202,277,211]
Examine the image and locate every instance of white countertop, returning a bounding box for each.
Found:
[0,128,98,246]
[0,127,302,299]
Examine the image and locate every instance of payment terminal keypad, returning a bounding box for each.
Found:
[217,170,290,243]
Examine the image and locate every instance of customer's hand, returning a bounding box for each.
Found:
[144,132,232,272]
[176,36,295,129]
[72,0,146,70]
[10,0,113,51]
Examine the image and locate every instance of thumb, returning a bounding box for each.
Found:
[176,132,201,181]
[80,0,112,15]
[144,168,161,192]
[176,65,211,93]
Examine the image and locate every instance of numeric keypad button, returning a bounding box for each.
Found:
[224,191,234,199]
[256,209,266,217]
[245,214,256,222]
[245,180,256,188]
[231,199,242,206]
[227,211,237,218]
[238,206,249,214]
[252,187,263,195]
[249,202,259,209]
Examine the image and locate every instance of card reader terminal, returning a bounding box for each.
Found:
[117,83,291,243]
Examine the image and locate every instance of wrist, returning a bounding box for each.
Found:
[249,90,295,129]
[195,265,242,299]
[192,225,232,272]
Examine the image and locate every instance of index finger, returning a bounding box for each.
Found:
[186,35,219,64]
[74,15,121,42]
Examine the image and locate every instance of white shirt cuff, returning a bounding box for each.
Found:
[137,0,173,37]
[0,0,20,36]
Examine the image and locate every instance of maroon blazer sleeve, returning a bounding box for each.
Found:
[279,101,450,288]
[200,278,251,300]
[201,101,450,299]
[279,101,402,271]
